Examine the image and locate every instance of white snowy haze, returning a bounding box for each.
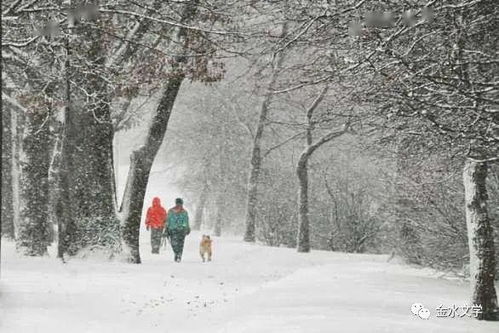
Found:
[2,1,499,332]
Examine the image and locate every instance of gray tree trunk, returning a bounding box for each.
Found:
[213,193,224,237]
[1,103,15,239]
[12,105,24,237]
[214,210,223,236]
[55,1,120,256]
[243,153,261,242]
[54,33,79,258]
[296,101,314,253]
[295,87,329,253]
[120,78,184,264]
[296,125,347,253]
[296,154,311,252]
[121,0,199,263]
[243,26,288,242]
[463,158,499,320]
[16,109,51,256]
[193,184,208,230]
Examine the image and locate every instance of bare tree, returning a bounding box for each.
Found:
[243,24,288,242]
[351,1,499,319]
[120,0,201,263]
[193,182,209,230]
[296,87,349,252]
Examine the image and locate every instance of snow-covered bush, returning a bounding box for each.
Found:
[257,165,297,248]
[74,217,122,258]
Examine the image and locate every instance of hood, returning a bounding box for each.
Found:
[152,197,161,207]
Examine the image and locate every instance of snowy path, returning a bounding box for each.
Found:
[1,231,497,333]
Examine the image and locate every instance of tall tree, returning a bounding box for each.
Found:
[193,183,209,230]
[243,24,288,242]
[2,0,235,259]
[351,0,499,320]
[296,87,349,252]
[48,0,121,256]
[2,0,121,256]
[2,13,58,254]
[120,0,201,263]
[213,191,225,237]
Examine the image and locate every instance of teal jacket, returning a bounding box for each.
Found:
[166,208,189,232]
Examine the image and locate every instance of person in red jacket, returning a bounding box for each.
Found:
[145,197,167,254]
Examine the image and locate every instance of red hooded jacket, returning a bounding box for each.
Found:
[145,197,167,229]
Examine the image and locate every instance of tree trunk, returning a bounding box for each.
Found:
[56,124,79,258]
[243,26,288,242]
[53,34,79,258]
[120,0,199,263]
[296,155,310,252]
[16,109,51,256]
[213,193,224,237]
[1,103,15,239]
[463,158,499,321]
[295,87,332,253]
[55,0,120,256]
[296,105,314,253]
[120,77,184,263]
[296,124,347,253]
[243,155,261,242]
[193,184,208,230]
[214,211,223,237]
[12,105,24,237]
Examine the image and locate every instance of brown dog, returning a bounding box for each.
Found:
[199,235,212,262]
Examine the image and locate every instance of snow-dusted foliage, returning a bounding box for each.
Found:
[70,216,122,257]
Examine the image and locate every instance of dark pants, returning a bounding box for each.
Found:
[169,229,187,261]
[151,227,164,254]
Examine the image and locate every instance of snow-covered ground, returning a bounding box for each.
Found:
[1,231,497,333]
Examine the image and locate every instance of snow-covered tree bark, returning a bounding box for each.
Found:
[1,103,15,239]
[3,64,53,255]
[12,103,24,238]
[296,88,326,252]
[297,122,347,253]
[296,153,311,252]
[53,34,79,258]
[463,158,499,320]
[294,87,331,253]
[121,0,200,263]
[56,0,120,255]
[16,109,51,256]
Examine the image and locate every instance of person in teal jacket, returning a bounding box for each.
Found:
[164,198,190,262]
